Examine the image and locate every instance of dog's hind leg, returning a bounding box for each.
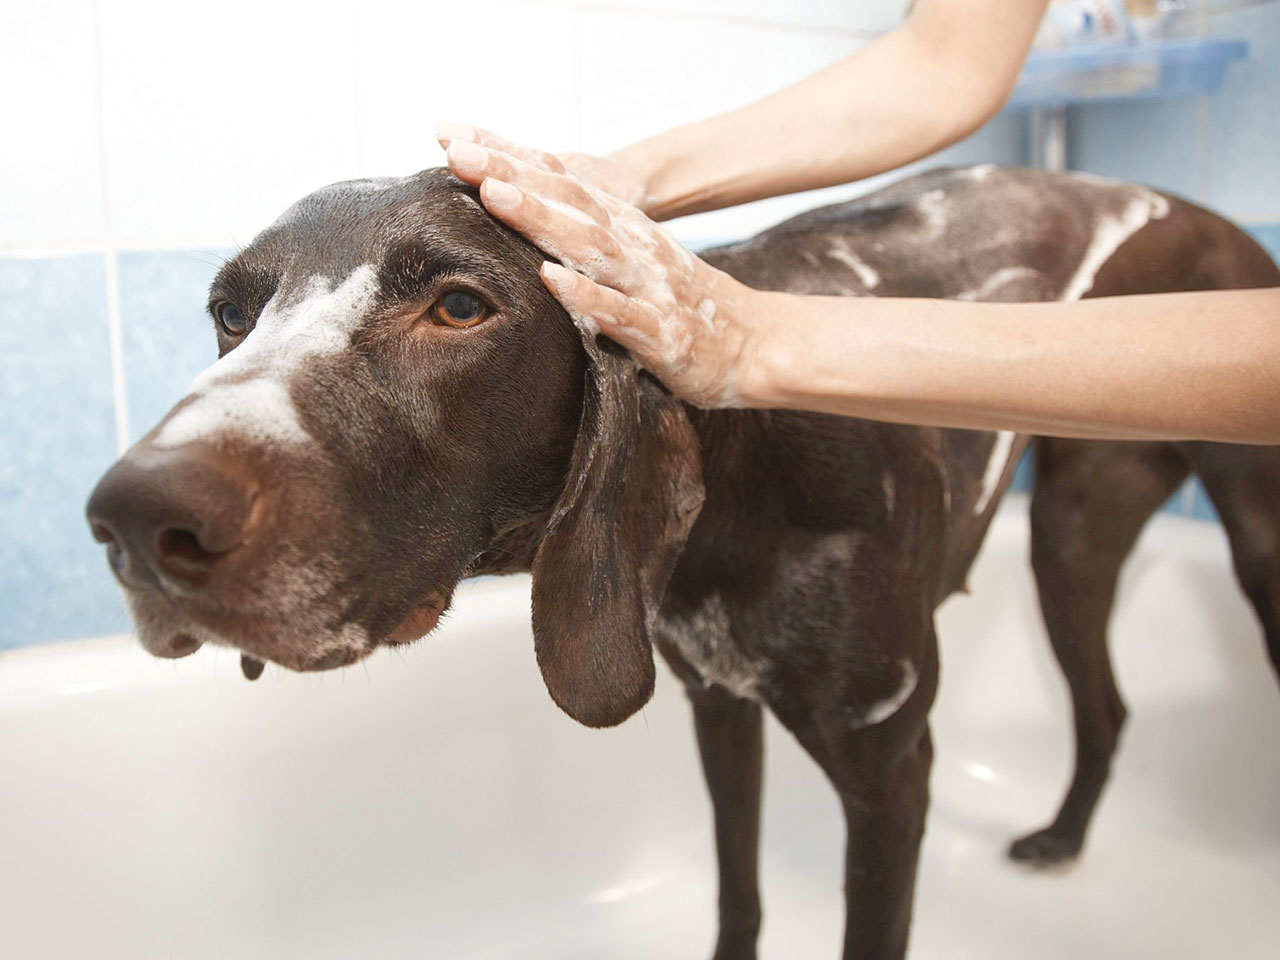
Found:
[685,682,766,960]
[1010,438,1189,868]
[1185,443,1280,682]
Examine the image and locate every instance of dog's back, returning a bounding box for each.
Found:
[675,165,1280,885]
[697,165,1280,598]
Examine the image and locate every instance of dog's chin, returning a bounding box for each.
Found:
[382,587,452,646]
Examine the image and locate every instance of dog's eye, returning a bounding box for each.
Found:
[430,290,488,328]
[215,302,248,337]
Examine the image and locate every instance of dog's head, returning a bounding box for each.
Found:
[86,169,703,727]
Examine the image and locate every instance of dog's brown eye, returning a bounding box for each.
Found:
[215,302,248,337]
[431,290,488,328]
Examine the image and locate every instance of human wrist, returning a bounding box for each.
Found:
[611,122,730,221]
[727,288,796,409]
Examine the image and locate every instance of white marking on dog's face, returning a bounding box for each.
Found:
[155,265,378,450]
[824,239,881,289]
[967,163,997,181]
[1062,177,1170,302]
[850,658,918,728]
[973,430,1016,515]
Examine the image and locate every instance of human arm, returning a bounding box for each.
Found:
[556,0,1050,218]
[738,286,1280,444]
[443,140,1280,445]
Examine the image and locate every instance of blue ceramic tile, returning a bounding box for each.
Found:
[1009,448,1035,494]
[1161,479,1192,518]
[1186,478,1221,524]
[1246,224,1280,266]
[116,248,233,441]
[0,255,127,649]
[1068,96,1200,199]
[1208,4,1280,221]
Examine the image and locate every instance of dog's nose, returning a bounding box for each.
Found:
[86,443,261,591]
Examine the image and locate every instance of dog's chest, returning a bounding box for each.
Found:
[653,593,764,701]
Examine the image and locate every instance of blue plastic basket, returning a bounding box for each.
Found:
[1008,39,1248,107]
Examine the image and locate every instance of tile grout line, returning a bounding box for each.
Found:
[88,0,129,455]
[102,251,130,455]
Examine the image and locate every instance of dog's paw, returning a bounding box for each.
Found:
[1008,828,1083,870]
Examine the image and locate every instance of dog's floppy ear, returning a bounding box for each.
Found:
[530,332,704,728]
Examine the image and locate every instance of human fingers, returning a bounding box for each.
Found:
[434,122,568,175]
[539,261,664,349]
[445,141,613,226]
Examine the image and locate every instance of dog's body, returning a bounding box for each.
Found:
[87,165,1280,960]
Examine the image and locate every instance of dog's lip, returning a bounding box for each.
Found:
[384,589,450,645]
[148,632,204,659]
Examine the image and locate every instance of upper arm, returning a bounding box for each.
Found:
[903,0,1049,122]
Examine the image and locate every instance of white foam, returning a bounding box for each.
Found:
[973,430,1016,515]
[851,659,919,728]
[915,189,948,239]
[1062,186,1170,302]
[824,241,881,289]
[956,266,1042,302]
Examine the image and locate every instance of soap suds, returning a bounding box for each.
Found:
[850,659,918,728]
[973,430,1016,515]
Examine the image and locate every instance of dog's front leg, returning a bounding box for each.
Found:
[770,681,934,960]
[836,726,932,960]
[686,681,765,960]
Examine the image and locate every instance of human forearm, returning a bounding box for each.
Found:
[612,0,1048,220]
[745,288,1280,444]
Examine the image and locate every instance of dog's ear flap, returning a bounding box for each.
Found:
[530,333,704,728]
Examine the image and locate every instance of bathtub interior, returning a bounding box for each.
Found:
[1,499,1277,959]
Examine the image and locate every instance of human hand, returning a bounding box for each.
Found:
[435,123,766,409]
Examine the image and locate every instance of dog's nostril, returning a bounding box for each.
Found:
[155,527,223,573]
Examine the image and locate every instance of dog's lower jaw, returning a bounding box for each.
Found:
[384,588,451,645]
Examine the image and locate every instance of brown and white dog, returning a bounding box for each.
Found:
[86,165,1280,960]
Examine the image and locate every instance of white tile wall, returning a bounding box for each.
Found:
[0,0,1041,254]
[0,0,106,249]
[569,0,911,33]
[353,0,579,179]
[97,0,364,247]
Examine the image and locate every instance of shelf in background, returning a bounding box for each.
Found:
[1009,39,1248,108]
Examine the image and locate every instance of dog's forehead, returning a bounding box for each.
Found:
[231,168,496,289]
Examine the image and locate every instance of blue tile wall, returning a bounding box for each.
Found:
[117,249,231,441]
[0,255,127,649]
[4,221,1275,650]
[1247,224,1280,266]
[1208,3,1280,222]
[1069,97,1201,199]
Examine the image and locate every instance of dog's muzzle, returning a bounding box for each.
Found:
[86,441,262,658]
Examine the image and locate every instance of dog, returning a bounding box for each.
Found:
[86,164,1280,959]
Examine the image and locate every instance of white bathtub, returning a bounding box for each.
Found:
[2,499,1278,959]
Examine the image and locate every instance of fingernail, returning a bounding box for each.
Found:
[483,178,521,211]
[541,261,575,293]
[435,121,475,144]
[448,140,488,177]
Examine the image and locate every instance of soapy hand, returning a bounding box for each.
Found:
[435,123,763,409]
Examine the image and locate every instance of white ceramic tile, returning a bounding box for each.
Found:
[354,0,579,178]
[579,10,1025,244]
[578,10,864,156]
[0,0,105,249]
[98,1,363,246]
[569,0,909,34]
